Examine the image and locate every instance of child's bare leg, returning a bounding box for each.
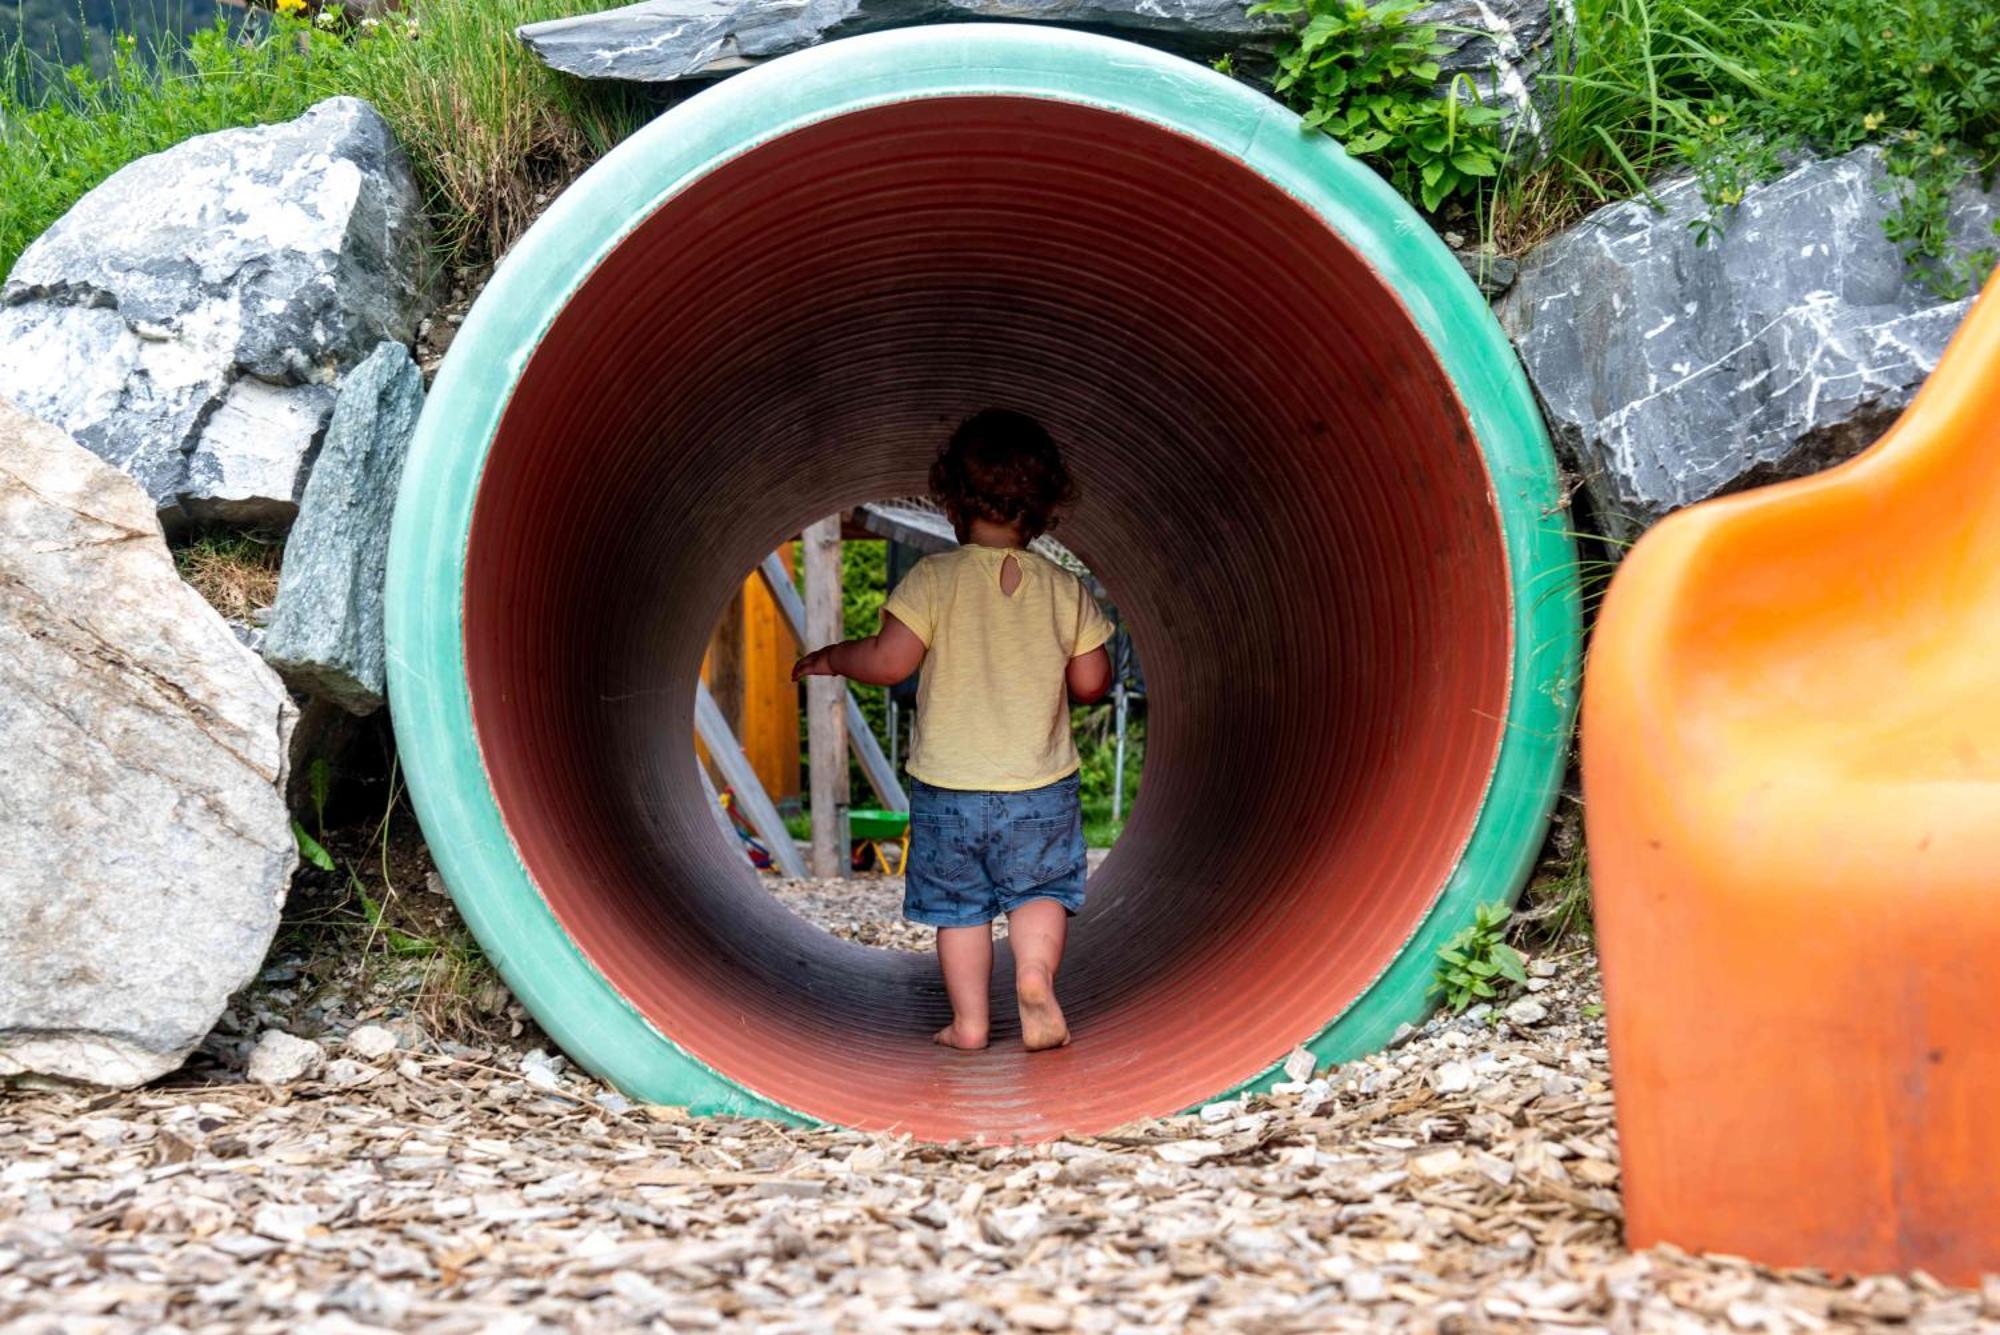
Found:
[1007,899,1071,1050]
[934,925,992,1049]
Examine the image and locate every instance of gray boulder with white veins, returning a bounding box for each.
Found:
[1414,0,1565,150]
[1498,146,2000,540]
[517,0,1282,82]
[517,0,1561,158]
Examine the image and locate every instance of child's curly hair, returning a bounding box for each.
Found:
[930,409,1076,542]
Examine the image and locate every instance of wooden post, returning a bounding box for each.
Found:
[804,516,848,877]
[704,582,746,728]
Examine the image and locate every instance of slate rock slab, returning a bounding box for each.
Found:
[1416,0,1560,150]
[0,96,426,527]
[262,341,424,714]
[516,0,1556,135]
[1498,147,2000,540]
[516,0,1286,83]
[0,398,298,1089]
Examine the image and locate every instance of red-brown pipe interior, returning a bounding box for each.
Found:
[464,96,1509,1140]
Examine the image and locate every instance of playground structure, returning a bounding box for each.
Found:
[697,546,800,814]
[1584,265,2000,1284]
[386,26,1579,1140]
[693,502,1134,880]
[693,532,912,882]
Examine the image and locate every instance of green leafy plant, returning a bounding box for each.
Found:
[1431,902,1529,1012]
[291,756,337,871]
[291,754,439,955]
[1250,0,1505,212]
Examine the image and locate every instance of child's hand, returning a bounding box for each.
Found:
[791,647,838,681]
[788,615,922,686]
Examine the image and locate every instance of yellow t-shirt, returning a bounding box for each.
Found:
[882,544,1115,792]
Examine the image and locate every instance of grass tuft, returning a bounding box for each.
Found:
[1512,792,1591,948]
[1492,0,1999,292]
[173,526,284,621]
[324,0,652,266]
[283,751,519,1047]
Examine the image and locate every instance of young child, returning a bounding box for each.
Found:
[792,409,1114,1051]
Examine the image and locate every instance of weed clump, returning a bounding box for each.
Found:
[172,527,284,622]
[1431,901,1530,1013]
[1248,0,1507,214]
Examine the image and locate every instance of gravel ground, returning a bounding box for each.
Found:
[3,878,1992,1333]
[767,877,943,952]
[765,852,1111,952]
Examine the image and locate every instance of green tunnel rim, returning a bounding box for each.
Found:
[385,23,1582,1128]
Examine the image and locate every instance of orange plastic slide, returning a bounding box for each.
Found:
[1584,265,2000,1284]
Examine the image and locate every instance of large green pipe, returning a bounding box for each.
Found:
[386,25,1579,1139]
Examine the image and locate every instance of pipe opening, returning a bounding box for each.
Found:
[454,93,1512,1138]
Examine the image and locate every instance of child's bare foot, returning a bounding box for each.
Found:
[934,1021,989,1050]
[1015,965,1070,1050]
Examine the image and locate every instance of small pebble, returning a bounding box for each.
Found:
[245,1030,323,1086]
[1505,998,1549,1027]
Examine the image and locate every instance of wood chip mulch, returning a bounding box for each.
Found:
[3,918,1994,1331]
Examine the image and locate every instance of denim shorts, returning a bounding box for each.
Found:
[904,772,1088,928]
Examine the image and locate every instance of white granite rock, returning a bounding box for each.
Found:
[0,399,297,1088]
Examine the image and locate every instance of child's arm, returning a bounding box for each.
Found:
[791,611,927,686]
[1066,646,1112,705]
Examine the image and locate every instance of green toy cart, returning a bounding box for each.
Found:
[848,808,910,876]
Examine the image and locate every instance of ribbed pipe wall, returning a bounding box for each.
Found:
[389,28,1577,1142]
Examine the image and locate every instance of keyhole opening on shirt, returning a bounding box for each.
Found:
[999,552,1021,596]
